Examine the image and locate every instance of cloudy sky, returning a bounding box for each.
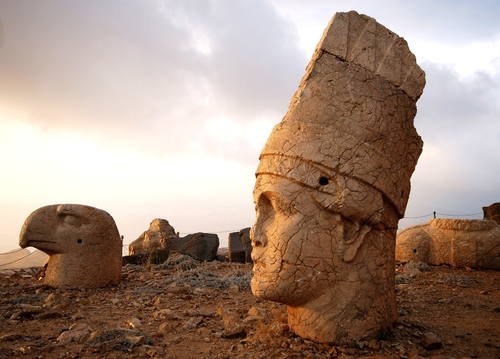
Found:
[0,0,499,252]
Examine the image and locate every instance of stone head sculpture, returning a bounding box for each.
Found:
[397,219,500,270]
[19,204,122,288]
[251,11,425,344]
[129,218,177,255]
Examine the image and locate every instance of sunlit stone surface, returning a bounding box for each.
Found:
[19,204,122,288]
[251,10,425,344]
[397,219,500,270]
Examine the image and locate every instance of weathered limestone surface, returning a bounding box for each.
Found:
[128,218,177,256]
[396,219,500,270]
[228,227,252,263]
[251,11,424,344]
[170,233,219,261]
[19,204,122,288]
[129,219,218,262]
[122,248,170,266]
[483,202,500,224]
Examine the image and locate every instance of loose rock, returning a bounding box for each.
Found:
[421,331,443,350]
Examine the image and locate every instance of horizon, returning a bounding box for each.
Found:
[1,0,499,253]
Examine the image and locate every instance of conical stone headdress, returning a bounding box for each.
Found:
[257,11,425,218]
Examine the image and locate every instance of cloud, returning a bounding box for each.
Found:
[403,62,500,225]
[1,0,499,249]
[0,0,305,160]
[417,62,500,138]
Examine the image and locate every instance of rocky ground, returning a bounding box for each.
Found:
[0,253,499,359]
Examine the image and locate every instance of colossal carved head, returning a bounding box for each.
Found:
[251,11,424,343]
[19,204,122,288]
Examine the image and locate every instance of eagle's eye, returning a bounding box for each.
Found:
[62,214,81,227]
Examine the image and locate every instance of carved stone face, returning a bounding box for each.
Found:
[251,175,347,306]
[250,10,424,344]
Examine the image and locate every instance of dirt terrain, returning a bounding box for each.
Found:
[0,253,499,358]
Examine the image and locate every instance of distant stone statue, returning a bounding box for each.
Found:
[128,218,219,262]
[170,232,219,261]
[250,11,425,344]
[128,218,177,255]
[19,204,122,288]
[396,219,500,269]
[483,202,500,224]
[228,227,252,263]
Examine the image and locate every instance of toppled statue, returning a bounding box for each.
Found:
[228,227,252,263]
[128,218,178,255]
[251,11,425,344]
[129,218,219,262]
[19,204,122,288]
[483,202,500,225]
[396,219,500,270]
[170,232,220,261]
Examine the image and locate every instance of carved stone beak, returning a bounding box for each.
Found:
[19,205,61,254]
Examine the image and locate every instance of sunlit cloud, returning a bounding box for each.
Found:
[0,0,499,252]
[415,36,500,78]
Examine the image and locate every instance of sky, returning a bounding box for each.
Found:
[0,0,499,252]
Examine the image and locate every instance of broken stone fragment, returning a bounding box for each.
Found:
[128,218,177,255]
[228,227,252,263]
[421,331,443,350]
[88,329,151,352]
[57,323,91,344]
[483,202,500,224]
[170,232,220,261]
[125,317,142,329]
[122,248,170,265]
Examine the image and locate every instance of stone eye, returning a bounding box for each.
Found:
[319,176,329,186]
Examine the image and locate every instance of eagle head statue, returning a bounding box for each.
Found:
[19,204,122,288]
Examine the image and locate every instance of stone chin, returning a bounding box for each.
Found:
[250,258,332,306]
[250,271,296,305]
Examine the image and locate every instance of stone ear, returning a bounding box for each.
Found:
[343,222,371,263]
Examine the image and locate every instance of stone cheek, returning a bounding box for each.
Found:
[251,177,343,306]
[251,175,398,343]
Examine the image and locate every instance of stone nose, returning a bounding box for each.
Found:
[250,215,268,248]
